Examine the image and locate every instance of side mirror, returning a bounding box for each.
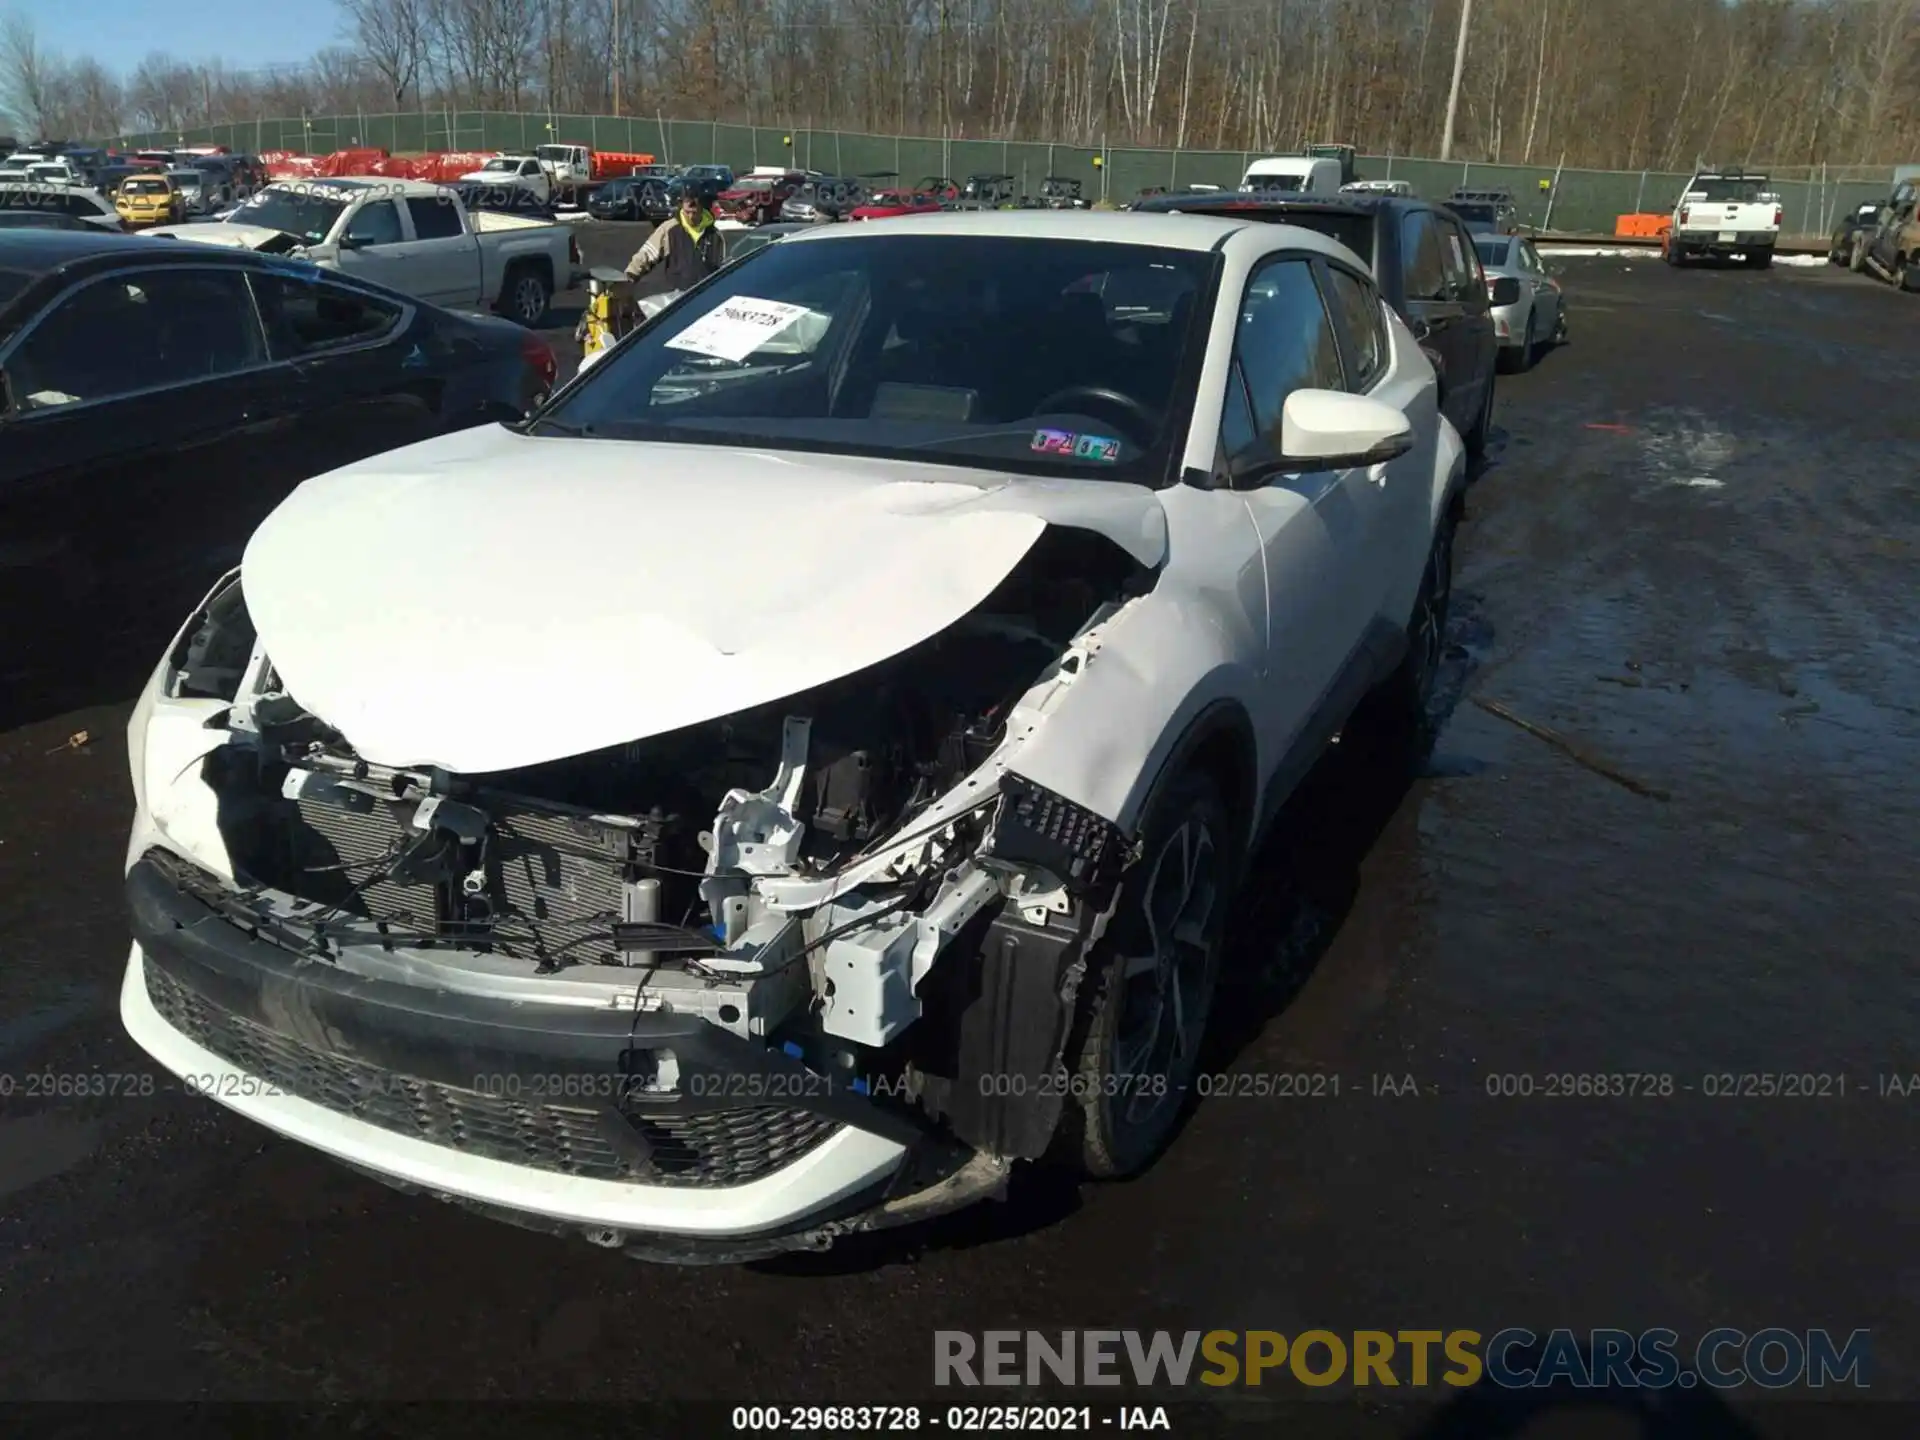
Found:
[1279,389,1415,469]
[338,233,367,250]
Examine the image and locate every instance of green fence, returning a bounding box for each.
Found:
[114,110,1891,236]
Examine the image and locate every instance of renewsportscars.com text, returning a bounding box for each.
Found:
[933,1328,1870,1389]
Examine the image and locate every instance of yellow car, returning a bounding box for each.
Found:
[115,176,182,227]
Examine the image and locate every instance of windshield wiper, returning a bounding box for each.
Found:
[527,418,595,437]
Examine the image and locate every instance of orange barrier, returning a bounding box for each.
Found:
[1614,213,1672,239]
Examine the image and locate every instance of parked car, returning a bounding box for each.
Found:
[1831,200,1883,269]
[1860,177,1920,288]
[918,175,959,201]
[682,164,736,194]
[114,208,1464,1262]
[165,167,216,216]
[448,181,560,222]
[587,176,657,222]
[1,182,124,232]
[1446,189,1521,235]
[1664,171,1779,268]
[1472,232,1566,371]
[1133,190,1498,455]
[0,209,96,231]
[0,229,556,724]
[849,189,945,220]
[114,173,185,226]
[146,178,579,327]
[1344,180,1413,197]
[715,170,806,225]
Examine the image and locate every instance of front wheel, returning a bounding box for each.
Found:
[1746,246,1774,270]
[1850,235,1868,273]
[1059,769,1234,1179]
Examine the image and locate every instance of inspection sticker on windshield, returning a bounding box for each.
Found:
[664,297,812,363]
[1032,429,1121,462]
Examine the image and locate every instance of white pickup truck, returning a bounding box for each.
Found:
[1666,171,1782,269]
[146,178,578,326]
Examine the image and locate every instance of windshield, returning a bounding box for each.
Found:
[729,178,776,192]
[1474,237,1512,267]
[480,159,517,172]
[1451,202,1498,223]
[1246,174,1306,193]
[229,188,347,242]
[1692,177,1766,203]
[537,235,1210,485]
[124,178,168,195]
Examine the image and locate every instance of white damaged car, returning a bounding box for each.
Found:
[120,211,1466,1261]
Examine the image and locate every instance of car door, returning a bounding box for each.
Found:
[329,197,419,296]
[1226,255,1390,762]
[1435,212,1495,410]
[246,265,446,478]
[1518,238,1561,331]
[0,262,292,697]
[1397,208,1477,437]
[403,195,481,307]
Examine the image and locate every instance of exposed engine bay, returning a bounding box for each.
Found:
[161,529,1150,1137]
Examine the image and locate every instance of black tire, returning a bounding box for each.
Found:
[1746,246,1773,270]
[1901,261,1920,294]
[1349,505,1456,766]
[1850,235,1868,273]
[1462,371,1494,458]
[1664,239,1684,267]
[1059,767,1235,1179]
[500,265,553,327]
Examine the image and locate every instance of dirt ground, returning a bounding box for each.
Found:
[1,236,1915,1434]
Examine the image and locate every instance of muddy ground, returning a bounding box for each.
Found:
[0,235,1915,1434]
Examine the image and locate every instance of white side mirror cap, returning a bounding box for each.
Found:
[1280,389,1416,468]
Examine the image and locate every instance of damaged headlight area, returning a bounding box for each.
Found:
[137,530,1152,1199]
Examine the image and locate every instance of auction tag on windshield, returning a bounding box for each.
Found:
[664,297,812,363]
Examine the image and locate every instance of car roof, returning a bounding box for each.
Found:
[1130,189,1423,218]
[270,175,453,198]
[782,207,1348,256]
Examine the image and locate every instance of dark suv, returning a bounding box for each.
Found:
[1132,191,1498,454]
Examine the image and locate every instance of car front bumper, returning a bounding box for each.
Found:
[120,851,988,1260]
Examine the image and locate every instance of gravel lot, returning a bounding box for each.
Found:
[1,232,1915,1432]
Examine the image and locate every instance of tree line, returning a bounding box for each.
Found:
[3,0,1918,171]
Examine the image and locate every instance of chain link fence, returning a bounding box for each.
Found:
[115,110,1894,237]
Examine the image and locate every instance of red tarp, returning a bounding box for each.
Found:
[256,149,505,183]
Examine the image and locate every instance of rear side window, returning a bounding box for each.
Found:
[1322,266,1386,391]
[1400,213,1448,300]
[250,270,404,358]
[407,196,463,240]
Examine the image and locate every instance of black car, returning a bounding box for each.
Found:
[1133,190,1498,454]
[588,174,676,223]
[0,230,556,724]
[1830,200,1884,269]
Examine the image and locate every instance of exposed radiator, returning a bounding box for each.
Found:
[285,785,631,965]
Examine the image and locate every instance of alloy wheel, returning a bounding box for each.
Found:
[1111,817,1220,1135]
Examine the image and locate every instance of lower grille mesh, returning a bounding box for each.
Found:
[146,963,843,1187]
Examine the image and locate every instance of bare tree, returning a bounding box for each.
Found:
[343,0,428,105]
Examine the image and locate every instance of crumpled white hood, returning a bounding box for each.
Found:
[143,223,293,250]
[241,426,1167,773]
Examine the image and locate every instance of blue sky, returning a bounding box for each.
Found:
[30,0,344,76]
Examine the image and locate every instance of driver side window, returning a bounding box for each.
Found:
[344,199,403,247]
[1230,258,1344,458]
